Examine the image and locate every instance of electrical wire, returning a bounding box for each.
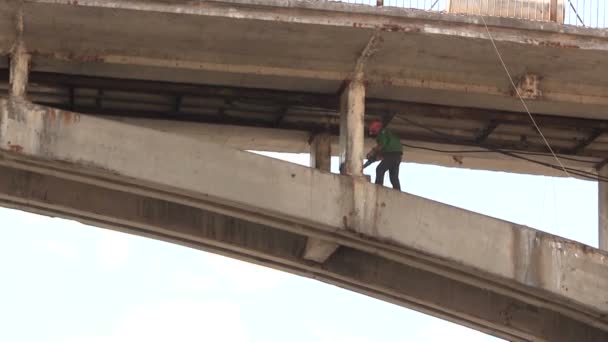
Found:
[383,2,603,182]
[567,0,586,26]
[399,142,598,164]
[392,115,608,182]
[394,115,600,164]
[475,10,571,178]
[401,140,608,182]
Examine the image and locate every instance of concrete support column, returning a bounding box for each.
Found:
[304,132,339,263]
[599,166,608,251]
[9,43,30,98]
[550,0,558,22]
[310,132,331,171]
[339,79,365,177]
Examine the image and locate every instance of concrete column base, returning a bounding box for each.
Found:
[305,132,339,262]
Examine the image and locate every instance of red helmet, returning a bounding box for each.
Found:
[368,120,382,135]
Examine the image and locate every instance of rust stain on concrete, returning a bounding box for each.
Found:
[62,111,81,125]
[30,50,104,63]
[351,22,420,33]
[379,23,420,33]
[46,108,58,122]
[525,39,580,49]
[44,107,80,125]
[539,41,580,49]
[8,144,23,153]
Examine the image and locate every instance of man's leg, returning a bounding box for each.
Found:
[388,154,402,191]
[375,160,388,185]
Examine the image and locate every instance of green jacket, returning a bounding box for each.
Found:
[376,129,403,154]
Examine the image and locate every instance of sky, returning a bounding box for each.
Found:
[0,152,598,342]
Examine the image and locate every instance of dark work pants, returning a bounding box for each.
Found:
[375,152,402,191]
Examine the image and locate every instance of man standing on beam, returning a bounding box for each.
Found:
[365,120,403,191]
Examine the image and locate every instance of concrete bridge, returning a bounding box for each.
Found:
[1,0,608,341]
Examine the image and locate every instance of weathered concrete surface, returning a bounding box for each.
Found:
[304,132,339,262]
[1,0,608,120]
[105,116,600,178]
[339,79,365,176]
[310,133,331,171]
[0,164,606,342]
[9,43,29,98]
[0,99,607,340]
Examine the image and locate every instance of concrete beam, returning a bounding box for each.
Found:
[23,0,608,46]
[6,0,608,121]
[1,164,607,342]
[106,117,600,179]
[305,132,339,263]
[1,99,607,339]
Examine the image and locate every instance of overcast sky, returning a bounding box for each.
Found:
[0,152,597,342]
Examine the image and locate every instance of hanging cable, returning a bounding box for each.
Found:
[566,0,586,26]
[399,143,598,164]
[475,9,571,178]
[401,140,608,182]
[392,115,608,182]
[393,115,596,164]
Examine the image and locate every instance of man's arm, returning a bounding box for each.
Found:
[366,144,382,159]
[363,144,383,169]
[364,130,387,169]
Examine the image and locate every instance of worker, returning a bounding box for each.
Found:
[365,120,403,191]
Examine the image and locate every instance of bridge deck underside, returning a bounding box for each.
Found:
[0,71,606,177]
[2,0,608,176]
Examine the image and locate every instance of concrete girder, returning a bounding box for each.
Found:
[0,164,606,342]
[105,117,600,178]
[22,0,608,47]
[0,0,607,120]
[0,99,608,339]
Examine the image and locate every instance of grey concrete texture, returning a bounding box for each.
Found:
[105,116,601,178]
[305,132,339,262]
[1,164,606,341]
[340,79,365,176]
[1,98,607,335]
[1,0,608,119]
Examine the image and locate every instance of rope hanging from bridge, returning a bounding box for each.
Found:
[473,0,571,177]
[567,0,586,26]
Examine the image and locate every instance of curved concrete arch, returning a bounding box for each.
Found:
[1,99,607,341]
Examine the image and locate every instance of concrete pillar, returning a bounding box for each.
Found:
[304,132,339,263]
[339,79,365,177]
[599,166,608,251]
[9,43,30,98]
[310,132,331,171]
